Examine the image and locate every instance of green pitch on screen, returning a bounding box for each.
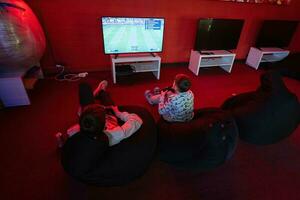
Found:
[102,18,164,54]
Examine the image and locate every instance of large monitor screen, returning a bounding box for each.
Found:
[194,18,244,51]
[101,17,165,54]
[256,20,299,48]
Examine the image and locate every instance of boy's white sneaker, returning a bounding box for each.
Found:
[93,80,108,96]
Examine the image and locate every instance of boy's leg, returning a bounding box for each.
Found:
[150,94,161,104]
[79,82,95,107]
[95,90,115,106]
[57,83,93,148]
[152,86,162,104]
[93,80,115,106]
[145,90,161,105]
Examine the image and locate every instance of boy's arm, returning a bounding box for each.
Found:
[67,124,81,137]
[158,93,176,115]
[114,111,143,138]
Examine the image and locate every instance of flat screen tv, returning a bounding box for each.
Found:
[256,20,299,48]
[194,18,244,51]
[101,17,165,54]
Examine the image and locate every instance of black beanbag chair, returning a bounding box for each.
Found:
[158,108,238,170]
[222,71,300,145]
[61,106,157,186]
[263,53,300,81]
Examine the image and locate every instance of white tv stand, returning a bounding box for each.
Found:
[246,47,290,70]
[110,53,161,84]
[0,65,43,107]
[188,50,236,75]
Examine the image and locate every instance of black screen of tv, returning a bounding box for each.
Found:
[256,20,299,48]
[194,18,244,51]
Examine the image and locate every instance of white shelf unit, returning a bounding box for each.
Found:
[111,54,161,84]
[0,65,43,107]
[188,50,236,75]
[0,70,30,107]
[246,47,290,70]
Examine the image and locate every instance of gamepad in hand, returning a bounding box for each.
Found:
[162,86,175,93]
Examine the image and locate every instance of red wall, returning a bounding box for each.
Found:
[25,0,300,72]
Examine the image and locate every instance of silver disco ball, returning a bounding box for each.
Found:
[0,0,46,73]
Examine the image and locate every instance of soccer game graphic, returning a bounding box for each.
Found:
[102,17,164,54]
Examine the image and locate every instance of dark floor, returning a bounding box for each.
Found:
[0,63,299,200]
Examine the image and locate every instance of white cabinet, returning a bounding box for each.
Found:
[188,50,236,75]
[0,66,43,107]
[111,54,161,84]
[0,71,30,107]
[246,47,289,70]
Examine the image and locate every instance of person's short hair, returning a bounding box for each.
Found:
[79,104,106,136]
[174,74,191,92]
